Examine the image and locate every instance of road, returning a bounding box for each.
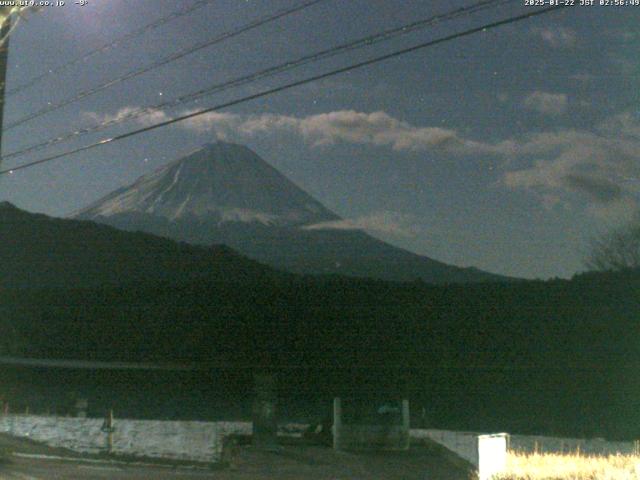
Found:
[1,455,218,479]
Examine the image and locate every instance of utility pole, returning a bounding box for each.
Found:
[0,6,37,169]
[0,9,12,166]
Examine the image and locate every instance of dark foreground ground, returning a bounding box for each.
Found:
[0,434,471,479]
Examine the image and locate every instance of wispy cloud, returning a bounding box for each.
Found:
[84,107,171,127]
[562,174,623,203]
[239,110,476,153]
[533,26,577,48]
[522,91,568,116]
[503,112,640,219]
[88,108,506,156]
[303,211,420,238]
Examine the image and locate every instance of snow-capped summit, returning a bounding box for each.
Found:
[76,142,338,227]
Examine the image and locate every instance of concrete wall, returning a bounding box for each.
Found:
[410,430,508,480]
[411,429,482,466]
[0,415,251,463]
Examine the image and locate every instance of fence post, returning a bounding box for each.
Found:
[252,373,278,450]
[401,399,410,450]
[333,397,342,451]
[108,410,114,454]
[101,409,114,454]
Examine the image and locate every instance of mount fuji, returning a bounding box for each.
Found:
[74,142,506,284]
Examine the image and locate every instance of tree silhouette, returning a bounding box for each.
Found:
[586,220,640,271]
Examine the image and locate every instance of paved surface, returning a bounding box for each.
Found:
[0,434,218,479]
[0,433,471,479]
[1,456,217,479]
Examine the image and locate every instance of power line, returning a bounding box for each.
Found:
[3,0,218,97]
[2,0,328,131]
[0,356,613,371]
[1,0,510,162]
[0,356,196,371]
[0,5,567,177]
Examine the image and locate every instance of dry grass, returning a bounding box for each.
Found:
[494,451,640,480]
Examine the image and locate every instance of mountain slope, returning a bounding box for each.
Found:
[75,142,508,284]
[0,201,277,289]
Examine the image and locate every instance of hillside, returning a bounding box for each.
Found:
[1,267,638,439]
[0,201,278,289]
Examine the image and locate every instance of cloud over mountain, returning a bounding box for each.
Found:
[303,211,420,238]
[86,108,504,156]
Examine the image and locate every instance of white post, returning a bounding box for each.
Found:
[477,433,509,480]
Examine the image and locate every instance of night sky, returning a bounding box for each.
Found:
[0,0,638,279]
